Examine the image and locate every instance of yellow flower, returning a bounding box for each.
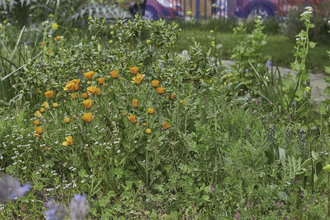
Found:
[128,114,136,123]
[156,87,165,94]
[52,22,58,30]
[34,111,42,118]
[163,122,171,130]
[143,122,147,127]
[87,81,92,85]
[98,78,105,85]
[83,71,95,80]
[108,89,112,93]
[146,128,151,134]
[33,120,40,126]
[53,103,59,108]
[82,113,93,123]
[83,100,93,109]
[148,108,154,114]
[36,126,43,134]
[187,11,192,15]
[165,94,175,99]
[71,93,77,99]
[44,91,54,98]
[87,86,98,95]
[82,93,88,99]
[40,108,45,113]
[64,82,74,91]
[305,87,311,92]
[34,133,41,138]
[62,136,73,146]
[152,80,159,88]
[96,88,101,96]
[110,70,118,78]
[64,117,71,123]
[72,115,77,119]
[130,67,139,74]
[179,99,186,104]
[43,101,50,108]
[131,74,143,84]
[73,84,79,91]
[122,112,126,116]
[54,35,61,41]
[132,99,138,108]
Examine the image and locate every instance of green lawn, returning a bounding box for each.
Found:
[173,30,329,73]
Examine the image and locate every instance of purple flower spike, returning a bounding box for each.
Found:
[266,60,272,68]
[69,194,90,220]
[44,198,68,220]
[246,69,249,74]
[0,175,30,203]
[210,184,215,193]
[234,210,240,219]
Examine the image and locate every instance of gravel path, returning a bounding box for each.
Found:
[221,60,329,104]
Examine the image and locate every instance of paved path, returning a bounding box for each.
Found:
[220,60,329,104]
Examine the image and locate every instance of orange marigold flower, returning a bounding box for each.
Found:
[82,113,93,123]
[64,117,71,123]
[98,78,105,85]
[163,122,171,130]
[43,101,50,108]
[110,70,119,78]
[84,71,96,80]
[71,93,77,99]
[130,67,139,74]
[87,86,98,95]
[165,94,175,99]
[64,82,74,91]
[72,115,77,119]
[132,99,138,108]
[146,128,151,134]
[36,126,43,134]
[122,112,126,116]
[156,87,165,94]
[40,108,45,113]
[96,88,101,96]
[143,122,147,127]
[44,91,54,98]
[73,84,79,91]
[148,108,154,114]
[62,136,73,146]
[152,80,159,88]
[33,120,40,126]
[131,74,143,84]
[53,103,59,108]
[34,111,42,118]
[108,89,112,93]
[54,36,61,41]
[82,93,88,99]
[128,114,136,123]
[83,100,93,109]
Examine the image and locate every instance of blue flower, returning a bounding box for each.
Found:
[43,198,68,220]
[69,194,90,220]
[25,41,30,46]
[266,60,272,68]
[0,175,30,203]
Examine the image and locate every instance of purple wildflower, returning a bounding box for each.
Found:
[234,210,240,219]
[25,41,30,46]
[302,205,306,211]
[210,184,215,193]
[276,200,280,206]
[311,196,315,201]
[246,200,251,208]
[246,69,249,74]
[69,194,90,220]
[295,177,300,184]
[266,60,272,68]
[0,175,30,203]
[43,198,68,220]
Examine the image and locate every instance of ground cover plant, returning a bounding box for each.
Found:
[2,4,330,220]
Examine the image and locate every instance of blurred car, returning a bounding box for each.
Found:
[130,0,183,20]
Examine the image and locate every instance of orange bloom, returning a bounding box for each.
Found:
[130,67,139,74]
[40,108,45,113]
[54,36,61,40]
[143,122,147,127]
[44,91,54,98]
[53,103,59,108]
[82,113,93,123]
[43,101,50,108]
[87,81,92,85]
[87,86,98,95]
[156,87,165,94]
[84,71,96,80]
[71,93,77,99]
[62,136,73,146]
[110,70,119,78]
[163,122,171,130]
[64,117,71,123]
[34,133,41,138]
[96,88,101,96]
[98,78,105,85]
[33,120,40,126]
[34,111,42,118]
[36,126,43,134]
[146,128,151,134]
[73,84,79,91]
[122,112,126,116]
[131,74,143,84]
[152,80,159,88]
[108,89,112,93]
[132,99,138,108]
[82,93,88,99]
[83,100,93,109]
[165,94,175,99]
[40,42,44,45]
[64,82,74,91]
[72,115,77,119]
[148,108,154,114]
[71,79,80,85]
[128,115,136,123]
